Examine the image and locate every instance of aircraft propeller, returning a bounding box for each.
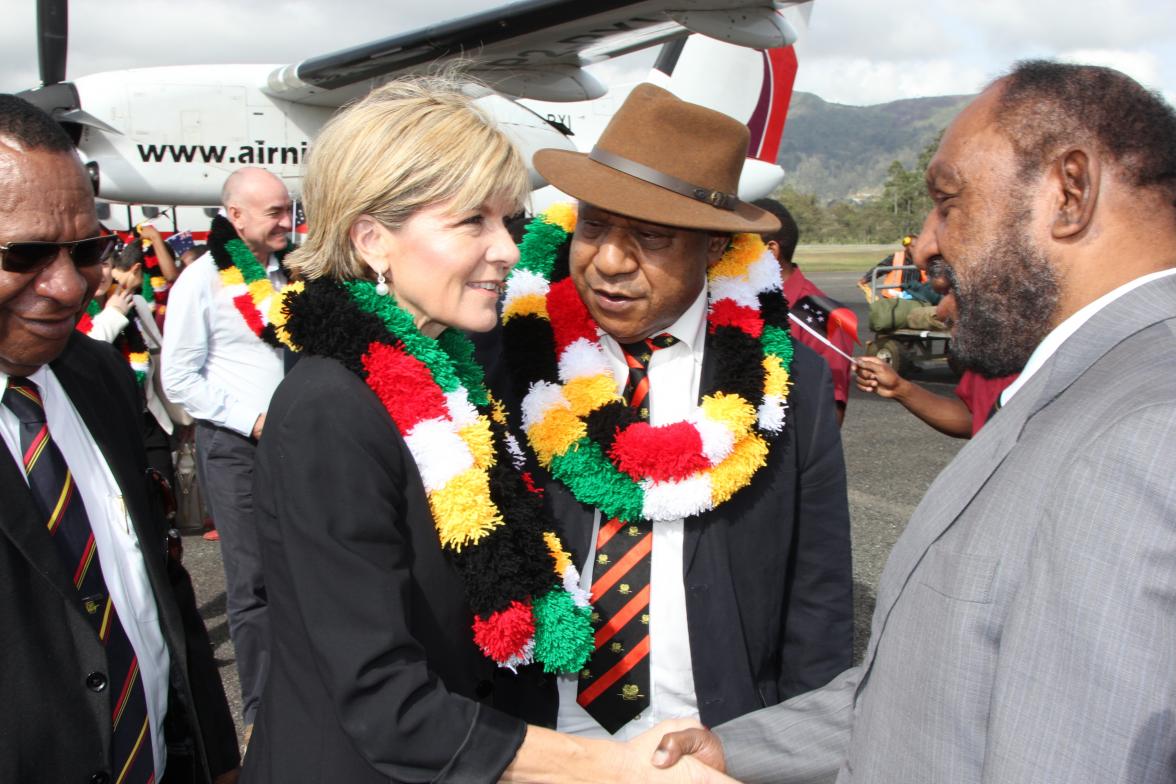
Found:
[37,0,69,87]
[18,0,119,195]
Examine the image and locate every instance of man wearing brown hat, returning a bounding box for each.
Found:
[488,83,853,740]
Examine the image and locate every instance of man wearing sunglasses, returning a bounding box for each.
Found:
[0,94,240,783]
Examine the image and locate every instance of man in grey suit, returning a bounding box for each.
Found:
[652,60,1176,783]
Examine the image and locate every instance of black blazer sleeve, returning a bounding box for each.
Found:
[777,346,854,696]
[258,364,524,780]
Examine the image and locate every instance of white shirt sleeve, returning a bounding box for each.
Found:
[161,262,260,435]
[86,305,129,343]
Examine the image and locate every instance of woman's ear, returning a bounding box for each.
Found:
[350,215,389,274]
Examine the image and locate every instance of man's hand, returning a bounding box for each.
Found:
[650,723,727,774]
[855,355,905,399]
[212,769,240,784]
[251,413,266,439]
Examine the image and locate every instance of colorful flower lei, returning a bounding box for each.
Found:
[500,204,794,523]
[207,215,284,347]
[279,277,595,673]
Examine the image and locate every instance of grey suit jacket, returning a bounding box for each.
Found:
[717,272,1176,784]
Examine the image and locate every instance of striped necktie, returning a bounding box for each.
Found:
[4,377,156,784]
[576,333,677,733]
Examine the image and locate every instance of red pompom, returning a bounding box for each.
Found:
[547,278,598,352]
[708,299,764,338]
[610,421,709,482]
[472,600,535,663]
[233,293,264,336]
[363,342,450,432]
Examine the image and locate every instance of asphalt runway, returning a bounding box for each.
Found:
[181,268,966,738]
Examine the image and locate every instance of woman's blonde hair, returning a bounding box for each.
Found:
[285,75,530,281]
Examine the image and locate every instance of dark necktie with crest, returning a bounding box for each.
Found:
[4,377,155,783]
[577,333,677,733]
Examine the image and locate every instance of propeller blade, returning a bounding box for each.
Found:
[37,0,68,85]
[58,108,121,135]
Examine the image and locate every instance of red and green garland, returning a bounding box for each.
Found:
[500,204,795,522]
[207,215,284,346]
[278,277,594,673]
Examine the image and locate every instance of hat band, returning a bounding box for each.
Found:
[588,147,741,212]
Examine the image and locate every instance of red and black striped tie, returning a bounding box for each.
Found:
[576,333,676,733]
[4,378,155,784]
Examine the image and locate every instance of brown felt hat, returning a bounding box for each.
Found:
[534,83,780,234]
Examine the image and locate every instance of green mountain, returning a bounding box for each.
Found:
[778,91,974,202]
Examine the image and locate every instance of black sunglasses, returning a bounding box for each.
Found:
[0,235,119,274]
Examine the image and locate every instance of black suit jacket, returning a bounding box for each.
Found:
[481,330,854,728]
[242,356,530,784]
[0,333,239,783]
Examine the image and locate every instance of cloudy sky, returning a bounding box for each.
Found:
[1,0,1172,106]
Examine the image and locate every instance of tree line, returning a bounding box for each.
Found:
[774,132,942,244]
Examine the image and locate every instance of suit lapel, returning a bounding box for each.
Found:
[0,447,79,600]
[862,273,1176,674]
[52,343,146,532]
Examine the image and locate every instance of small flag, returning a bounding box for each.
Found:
[294,201,308,234]
[792,294,860,347]
[165,230,196,255]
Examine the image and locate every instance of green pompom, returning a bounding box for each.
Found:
[515,217,570,278]
[225,237,269,282]
[437,329,489,406]
[761,324,795,369]
[532,589,594,674]
[550,438,645,522]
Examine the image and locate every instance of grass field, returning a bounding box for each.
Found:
[794,244,895,272]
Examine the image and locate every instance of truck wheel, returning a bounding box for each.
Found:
[872,338,906,376]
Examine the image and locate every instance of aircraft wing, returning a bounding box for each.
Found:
[263,0,803,107]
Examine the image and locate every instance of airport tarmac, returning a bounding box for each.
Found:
[182,269,967,740]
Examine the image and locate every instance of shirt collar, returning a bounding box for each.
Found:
[597,283,709,352]
[1001,267,1176,405]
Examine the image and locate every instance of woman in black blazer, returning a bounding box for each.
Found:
[240,77,721,784]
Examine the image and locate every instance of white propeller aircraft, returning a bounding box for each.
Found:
[18,0,809,228]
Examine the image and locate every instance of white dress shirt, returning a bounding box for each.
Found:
[557,286,708,739]
[1001,267,1176,406]
[1,366,169,779]
[161,253,285,436]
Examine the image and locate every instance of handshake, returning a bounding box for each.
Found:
[646,721,730,782]
[504,720,735,783]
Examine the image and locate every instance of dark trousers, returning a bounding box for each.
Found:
[195,420,269,726]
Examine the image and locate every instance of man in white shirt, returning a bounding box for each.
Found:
[655,61,1176,784]
[491,84,853,740]
[0,93,239,784]
[162,167,290,737]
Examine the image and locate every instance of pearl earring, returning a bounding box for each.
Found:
[375,272,389,297]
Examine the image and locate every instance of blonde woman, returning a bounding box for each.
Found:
[241,78,727,784]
